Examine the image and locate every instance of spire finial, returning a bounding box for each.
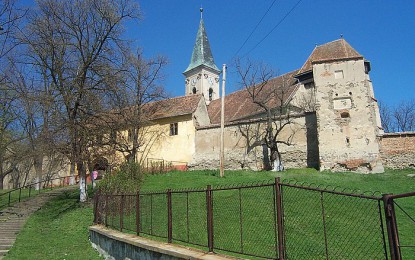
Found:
[340,33,344,38]
[200,6,203,19]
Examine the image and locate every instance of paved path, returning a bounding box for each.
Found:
[0,186,77,259]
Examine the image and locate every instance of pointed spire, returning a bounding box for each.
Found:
[184,9,220,74]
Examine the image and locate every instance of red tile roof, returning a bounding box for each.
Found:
[297,39,363,75]
[143,94,203,120]
[208,70,300,124]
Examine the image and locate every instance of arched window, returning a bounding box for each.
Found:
[192,87,197,94]
[208,88,213,101]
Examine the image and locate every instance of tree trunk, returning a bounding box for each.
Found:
[262,143,271,170]
[270,148,284,172]
[77,161,88,202]
[69,161,76,185]
[34,155,43,190]
[0,175,3,190]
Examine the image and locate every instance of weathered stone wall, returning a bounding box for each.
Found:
[190,115,317,170]
[313,59,384,173]
[380,132,415,169]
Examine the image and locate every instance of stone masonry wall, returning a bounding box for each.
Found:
[380,132,415,169]
[190,116,314,171]
[313,59,384,173]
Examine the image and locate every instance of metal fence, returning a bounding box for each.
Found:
[0,175,78,209]
[383,192,415,260]
[145,158,188,174]
[93,178,413,259]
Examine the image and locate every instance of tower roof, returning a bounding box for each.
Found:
[297,38,363,76]
[184,15,220,74]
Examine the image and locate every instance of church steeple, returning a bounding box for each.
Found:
[184,8,220,104]
[184,8,220,74]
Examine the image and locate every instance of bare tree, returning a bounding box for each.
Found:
[0,0,26,60]
[379,99,415,133]
[379,100,394,133]
[105,50,168,164]
[22,0,140,201]
[0,0,27,189]
[394,99,415,132]
[236,59,301,171]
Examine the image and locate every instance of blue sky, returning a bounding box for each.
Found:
[20,0,414,107]
[130,0,414,107]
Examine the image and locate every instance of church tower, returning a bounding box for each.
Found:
[183,8,220,105]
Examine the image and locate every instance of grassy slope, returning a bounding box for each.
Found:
[140,168,415,259]
[5,169,414,259]
[142,168,415,194]
[4,189,102,260]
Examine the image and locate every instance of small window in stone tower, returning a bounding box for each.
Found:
[209,88,213,101]
[340,112,350,118]
[170,123,178,136]
[334,70,344,79]
[192,87,197,94]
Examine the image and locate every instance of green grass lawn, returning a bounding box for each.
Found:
[5,168,414,259]
[132,168,415,259]
[4,189,102,260]
[141,168,415,194]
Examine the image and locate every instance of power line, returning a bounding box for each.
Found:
[241,0,304,59]
[232,0,279,59]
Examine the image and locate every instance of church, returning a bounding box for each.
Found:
[118,9,385,174]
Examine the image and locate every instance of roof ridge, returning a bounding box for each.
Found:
[224,69,301,97]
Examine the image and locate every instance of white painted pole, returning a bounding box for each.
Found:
[220,64,226,177]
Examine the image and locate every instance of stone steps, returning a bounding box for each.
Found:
[0,186,77,259]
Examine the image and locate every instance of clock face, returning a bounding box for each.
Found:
[208,77,214,85]
[191,78,197,86]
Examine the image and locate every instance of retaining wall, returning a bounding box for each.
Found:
[89,225,237,260]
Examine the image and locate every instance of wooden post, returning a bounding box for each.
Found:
[220,64,226,177]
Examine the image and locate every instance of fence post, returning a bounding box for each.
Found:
[275,177,285,260]
[206,185,214,252]
[93,190,99,224]
[136,192,140,236]
[19,188,22,202]
[8,192,11,207]
[168,189,173,243]
[120,195,125,232]
[105,194,109,227]
[382,194,402,260]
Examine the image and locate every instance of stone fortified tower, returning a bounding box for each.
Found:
[296,39,384,173]
[183,8,220,105]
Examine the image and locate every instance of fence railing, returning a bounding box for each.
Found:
[0,175,80,209]
[92,177,414,259]
[383,192,415,260]
[145,158,188,174]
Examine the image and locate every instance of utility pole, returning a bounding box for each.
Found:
[220,64,226,177]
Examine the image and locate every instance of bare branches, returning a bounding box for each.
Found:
[0,0,26,59]
[105,49,168,163]
[19,0,141,200]
[236,58,302,171]
[379,99,415,133]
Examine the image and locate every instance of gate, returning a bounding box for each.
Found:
[383,192,415,259]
